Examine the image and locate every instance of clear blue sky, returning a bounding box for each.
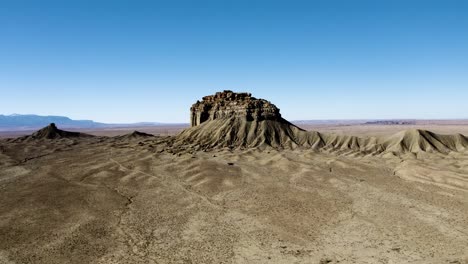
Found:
[1,0,467,123]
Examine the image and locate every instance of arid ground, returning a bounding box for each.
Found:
[1,122,467,264]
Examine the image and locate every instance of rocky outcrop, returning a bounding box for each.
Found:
[14,123,94,141]
[190,90,281,127]
[178,90,322,150]
[176,91,468,154]
[31,123,90,139]
[115,131,155,140]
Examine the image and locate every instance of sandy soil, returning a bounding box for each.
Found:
[1,129,467,264]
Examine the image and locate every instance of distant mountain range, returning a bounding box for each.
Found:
[0,114,173,131]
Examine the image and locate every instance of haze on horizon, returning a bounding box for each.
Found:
[1,0,467,123]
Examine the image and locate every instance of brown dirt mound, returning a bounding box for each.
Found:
[15,123,93,141]
[382,129,468,154]
[320,133,384,154]
[175,118,467,155]
[115,131,155,140]
[175,116,384,154]
[176,117,311,149]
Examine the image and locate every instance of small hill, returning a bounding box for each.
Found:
[177,116,321,149]
[382,129,468,154]
[321,133,383,154]
[16,123,94,141]
[115,131,155,140]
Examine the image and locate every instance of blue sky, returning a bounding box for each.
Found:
[1,0,467,123]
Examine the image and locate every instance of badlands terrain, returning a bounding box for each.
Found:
[1,91,467,264]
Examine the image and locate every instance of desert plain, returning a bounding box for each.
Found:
[1,91,467,264]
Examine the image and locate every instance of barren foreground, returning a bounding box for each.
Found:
[1,132,467,264]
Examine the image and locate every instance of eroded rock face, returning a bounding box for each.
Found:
[190,90,281,127]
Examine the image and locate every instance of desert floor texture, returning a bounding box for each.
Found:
[1,125,468,264]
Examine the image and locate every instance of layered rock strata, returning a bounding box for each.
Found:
[190,90,281,127]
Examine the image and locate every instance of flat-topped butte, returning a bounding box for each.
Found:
[190,90,281,127]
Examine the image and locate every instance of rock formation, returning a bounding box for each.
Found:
[190,90,281,127]
[115,131,155,140]
[382,129,468,153]
[16,123,93,141]
[178,90,325,149]
[176,91,468,154]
